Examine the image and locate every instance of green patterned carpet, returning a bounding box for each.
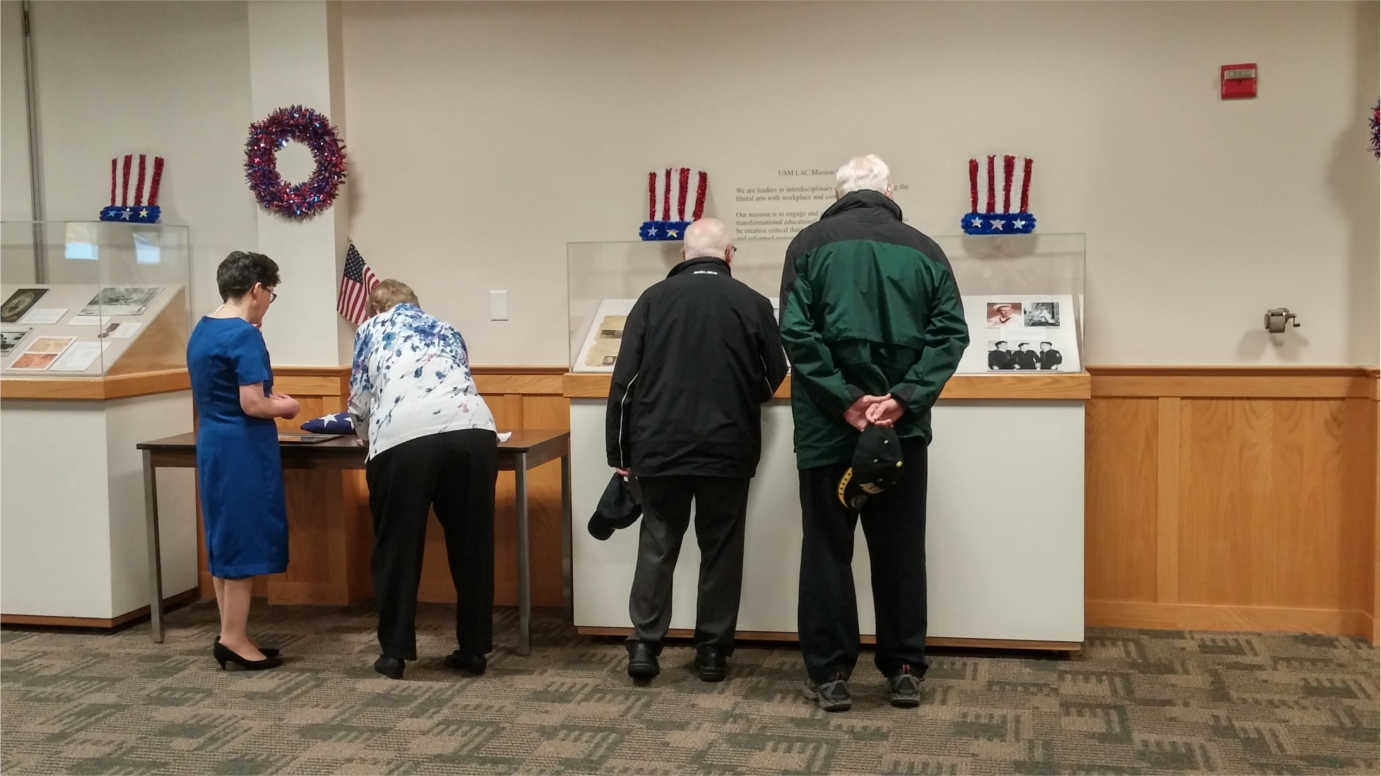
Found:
[2,603,1377,774]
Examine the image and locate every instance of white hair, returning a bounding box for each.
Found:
[683,218,732,259]
[835,154,892,196]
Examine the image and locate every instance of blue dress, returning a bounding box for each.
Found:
[187,317,288,579]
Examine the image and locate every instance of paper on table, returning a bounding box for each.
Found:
[19,308,66,325]
[101,321,141,339]
[48,341,103,371]
[68,315,110,326]
[498,431,512,442]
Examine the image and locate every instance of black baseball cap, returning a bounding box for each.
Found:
[588,473,642,540]
[837,424,904,511]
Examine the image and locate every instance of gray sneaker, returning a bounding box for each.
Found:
[887,665,922,708]
[803,674,852,712]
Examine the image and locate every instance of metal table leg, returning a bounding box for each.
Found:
[560,454,573,618]
[514,452,531,656]
[142,449,165,643]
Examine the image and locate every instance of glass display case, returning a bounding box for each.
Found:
[566,233,1085,374]
[0,221,191,377]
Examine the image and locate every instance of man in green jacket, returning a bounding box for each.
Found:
[778,155,969,712]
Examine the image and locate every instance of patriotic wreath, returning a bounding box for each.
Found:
[244,105,346,219]
[1370,100,1379,160]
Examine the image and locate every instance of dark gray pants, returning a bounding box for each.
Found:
[628,476,751,651]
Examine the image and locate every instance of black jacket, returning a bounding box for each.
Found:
[1012,349,1038,370]
[606,257,788,478]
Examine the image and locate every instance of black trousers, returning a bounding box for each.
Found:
[798,438,928,683]
[365,428,497,660]
[629,476,751,651]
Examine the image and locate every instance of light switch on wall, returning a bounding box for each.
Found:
[489,290,509,321]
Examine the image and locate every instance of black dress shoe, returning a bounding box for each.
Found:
[694,646,727,682]
[215,638,279,658]
[212,642,282,672]
[443,650,486,676]
[373,655,405,680]
[627,641,659,681]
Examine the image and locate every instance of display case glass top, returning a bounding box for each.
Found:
[1,221,191,382]
[566,233,1086,376]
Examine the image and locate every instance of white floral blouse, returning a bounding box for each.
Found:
[348,303,495,460]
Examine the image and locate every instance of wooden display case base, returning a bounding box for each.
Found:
[576,625,1081,652]
[1,588,199,629]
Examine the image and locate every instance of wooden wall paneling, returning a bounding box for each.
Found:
[1177,399,1278,606]
[520,394,572,607]
[1084,398,1159,604]
[1269,400,1353,611]
[1341,397,1380,636]
[1156,398,1180,603]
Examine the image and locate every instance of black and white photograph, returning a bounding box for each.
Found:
[985,302,1022,327]
[986,340,1014,370]
[1009,341,1040,370]
[79,286,160,317]
[1038,341,1064,371]
[1024,301,1060,327]
[1,326,31,354]
[1,288,48,323]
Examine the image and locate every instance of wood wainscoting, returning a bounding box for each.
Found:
[1085,367,1379,642]
[198,364,1378,642]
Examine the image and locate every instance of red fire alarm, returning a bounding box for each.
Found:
[1221,63,1257,99]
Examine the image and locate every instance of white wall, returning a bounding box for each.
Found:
[13,1,257,326]
[4,2,1375,367]
[1,1,33,222]
[341,1,1378,366]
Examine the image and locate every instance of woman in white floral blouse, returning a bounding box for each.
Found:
[348,279,497,680]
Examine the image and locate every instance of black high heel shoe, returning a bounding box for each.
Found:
[213,641,283,671]
[214,638,280,658]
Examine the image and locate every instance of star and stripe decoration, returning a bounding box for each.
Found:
[99,153,165,223]
[962,154,1036,235]
[640,167,708,241]
[337,240,379,326]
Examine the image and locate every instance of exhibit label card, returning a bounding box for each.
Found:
[19,307,67,325]
[49,340,104,372]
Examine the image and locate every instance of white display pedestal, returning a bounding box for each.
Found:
[569,395,1084,647]
[1,393,198,621]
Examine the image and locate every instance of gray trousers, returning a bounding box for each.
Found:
[628,476,751,651]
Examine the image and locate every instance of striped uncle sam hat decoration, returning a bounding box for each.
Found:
[100,153,165,224]
[640,166,708,241]
[962,154,1035,235]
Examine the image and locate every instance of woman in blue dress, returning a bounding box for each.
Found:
[187,251,300,671]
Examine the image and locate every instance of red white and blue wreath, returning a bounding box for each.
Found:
[244,105,347,219]
[1370,100,1379,160]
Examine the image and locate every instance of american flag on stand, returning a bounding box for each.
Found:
[337,241,379,325]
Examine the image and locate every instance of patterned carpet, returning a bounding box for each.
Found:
[2,602,1377,775]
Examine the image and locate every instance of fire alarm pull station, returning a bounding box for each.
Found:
[1221,63,1257,99]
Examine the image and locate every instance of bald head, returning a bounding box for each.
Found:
[682,218,734,263]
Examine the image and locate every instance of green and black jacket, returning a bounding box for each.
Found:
[778,190,970,469]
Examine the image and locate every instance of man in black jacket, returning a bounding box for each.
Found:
[1012,342,1039,370]
[1039,341,1063,370]
[606,218,788,684]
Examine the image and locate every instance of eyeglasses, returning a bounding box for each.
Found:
[259,284,278,303]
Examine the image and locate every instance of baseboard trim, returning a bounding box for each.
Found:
[1,589,200,629]
[1086,599,1376,640]
[575,626,1080,651]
